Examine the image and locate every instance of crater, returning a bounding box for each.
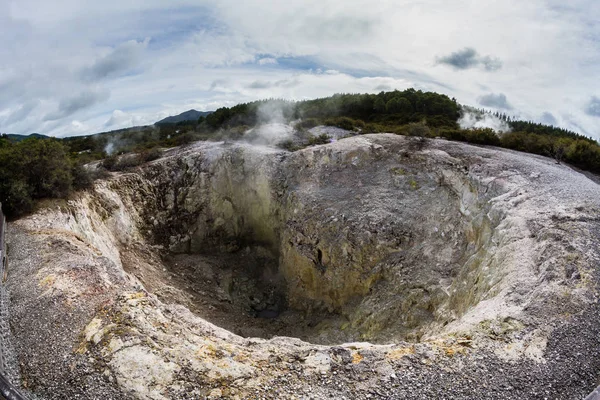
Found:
[115,139,510,345]
[9,135,600,399]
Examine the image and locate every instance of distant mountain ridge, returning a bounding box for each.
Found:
[156,109,213,125]
[2,133,50,141]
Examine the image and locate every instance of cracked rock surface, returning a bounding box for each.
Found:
[5,134,600,399]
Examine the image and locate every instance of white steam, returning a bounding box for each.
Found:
[459,111,512,133]
[104,141,116,155]
[257,101,288,124]
[243,102,296,146]
[245,123,295,146]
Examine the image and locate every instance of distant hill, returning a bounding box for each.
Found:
[156,110,213,125]
[3,133,50,142]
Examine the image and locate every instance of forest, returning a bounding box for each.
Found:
[1,89,599,218]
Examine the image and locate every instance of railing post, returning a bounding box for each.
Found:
[0,204,27,400]
[0,205,5,281]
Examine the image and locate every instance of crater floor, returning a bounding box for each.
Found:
[127,249,345,343]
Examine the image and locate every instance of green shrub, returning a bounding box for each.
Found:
[295,118,320,130]
[72,165,94,190]
[405,123,432,138]
[324,117,356,131]
[115,155,143,170]
[464,128,501,145]
[90,168,111,181]
[353,119,366,130]
[174,132,195,146]
[0,138,74,218]
[363,123,387,134]
[2,180,33,216]
[102,155,118,171]
[307,134,331,146]
[279,140,302,152]
[438,128,466,141]
[101,154,144,172]
[139,148,162,163]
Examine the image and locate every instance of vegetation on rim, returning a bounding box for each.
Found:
[1,88,599,218]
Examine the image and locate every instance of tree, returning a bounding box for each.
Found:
[374,97,386,114]
[19,139,73,198]
[385,97,413,116]
[0,138,74,218]
[397,97,413,116]
[551,139,570,164]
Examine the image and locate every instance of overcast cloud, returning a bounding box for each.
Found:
[478,93,513,110]
[0,0,599,138]
[82,39,149,81]
[44,89,110,121]
[437,48,503,72]
[586,96,600,117]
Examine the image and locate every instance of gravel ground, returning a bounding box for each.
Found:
[6,226,133,400]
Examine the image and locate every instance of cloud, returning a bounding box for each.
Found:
[0,1,599,139]
[44,89,110,121]
[68,120,90,135]
[82,39,149,81]
[437,48,503,72]
[209,79,228,91]
[478,93,513,110]
[374,84,392,91]
[480,56,503,72]
[437,48,479,70]
[301,15,377,42]
[104,109,146,128]
[540,112,558,126]
[585,96,600,117]
[248,80,272,89]
[247,78,300,89]
[258,57,278,65]
[3,100,40,125]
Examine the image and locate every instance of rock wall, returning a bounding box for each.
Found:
[31,134,599,344]
[276,137,508,341]
[140,143,282,254]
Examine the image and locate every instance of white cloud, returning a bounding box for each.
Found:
[258,57,278,65]
[68,120,90,134]
[104,110,148,128]
[0,0,598,139]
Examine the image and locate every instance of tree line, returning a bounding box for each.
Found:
[203,89,461,130]
[1,89,599,218]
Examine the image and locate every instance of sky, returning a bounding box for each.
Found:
[0,0,599,138]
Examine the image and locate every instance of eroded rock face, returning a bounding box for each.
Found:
[6,134,600,399]
[277,138,499,342]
